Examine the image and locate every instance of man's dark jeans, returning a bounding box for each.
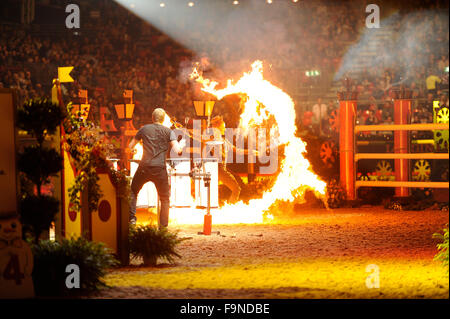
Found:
[130,165,170,227]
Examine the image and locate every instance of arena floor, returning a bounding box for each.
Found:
[92,207,449,299]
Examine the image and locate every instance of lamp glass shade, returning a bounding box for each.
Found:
[115,104,125,119]
[193,101,205,116]
[205,101,215,117]
[125,104,135,119]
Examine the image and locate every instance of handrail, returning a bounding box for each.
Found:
[356,181,449,189]
[355,153,448,160]
[340,98,450,198]
[355,123,449,132]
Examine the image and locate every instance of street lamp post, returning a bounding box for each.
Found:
[193,100,215,156]
[115,90,136,171]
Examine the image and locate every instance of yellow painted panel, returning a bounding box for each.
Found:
[63,149,81,238]
[91,173,117,253]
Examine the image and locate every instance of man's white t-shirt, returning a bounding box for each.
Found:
[312,103,328,124]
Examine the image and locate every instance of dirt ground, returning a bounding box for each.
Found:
[91,207,449,299]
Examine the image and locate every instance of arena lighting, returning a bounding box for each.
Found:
[305,70,320,77]
[188,1,194,7]
[233,0,239,5]
[267,0,273,4]
[115,0,299,68]
[160,3,165,8]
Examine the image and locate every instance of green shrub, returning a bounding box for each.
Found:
[20,195,59,243]
[326,179,347,208]
[63,103,115,213]
[18,146,62,196]
[31,237,118,296]
[433,225,449,271]
[129,225,186,266]
[17,98,66,145]
[17,98,66,243]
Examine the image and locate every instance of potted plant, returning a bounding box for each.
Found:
[17,98,66,243]
[433,224,449,272]
[31,236,118,296]
[128,224,186,266]
[63,102,120,214]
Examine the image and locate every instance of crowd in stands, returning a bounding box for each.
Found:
[0,0,448,140]
[300,1,449,138]
[0,0,196,129]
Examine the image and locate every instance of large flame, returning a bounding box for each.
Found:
[134,61,326,225]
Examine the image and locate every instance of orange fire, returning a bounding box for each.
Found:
[133,61,326,225]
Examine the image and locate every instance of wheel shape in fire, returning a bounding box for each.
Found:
[186,60,327,224]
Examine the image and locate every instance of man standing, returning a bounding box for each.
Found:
[209,116,258,204]
[426,69,442,98]
[312,98,328,135]
[209,116,241,204]
[128,108,184,227]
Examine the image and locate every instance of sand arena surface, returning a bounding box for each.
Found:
[91,207,449,299]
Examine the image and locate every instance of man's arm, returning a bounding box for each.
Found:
[128,137,139,153]
[127,137,140,156]
[129,127,143,152]
[129,137,138,150]
[170,139,185,156]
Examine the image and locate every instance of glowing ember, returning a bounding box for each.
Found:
[133,61,326,225]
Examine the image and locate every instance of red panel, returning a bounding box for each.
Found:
[339,101,356,200]
[203,214,212,235]
[394,100,411,197]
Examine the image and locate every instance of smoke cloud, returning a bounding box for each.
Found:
[114,0,317,90]
[335,9,449,84]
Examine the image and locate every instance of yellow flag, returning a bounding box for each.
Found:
[58,66,74,82]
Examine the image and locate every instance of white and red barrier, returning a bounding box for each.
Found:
[339,98,449,200]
